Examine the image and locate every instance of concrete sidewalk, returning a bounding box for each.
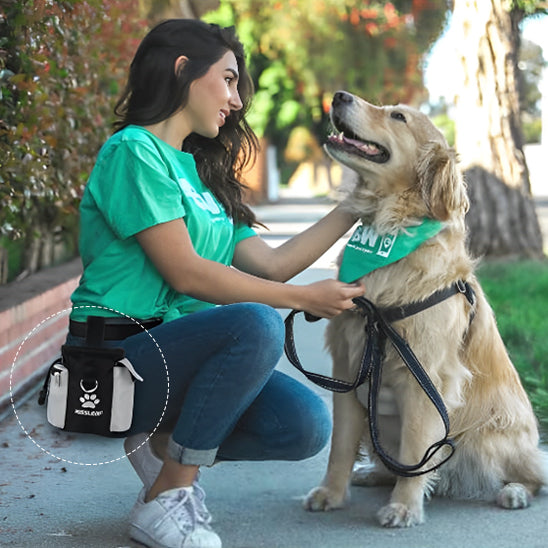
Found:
[1,193,547,548]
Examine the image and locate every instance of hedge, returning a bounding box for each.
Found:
[0,0,147,282]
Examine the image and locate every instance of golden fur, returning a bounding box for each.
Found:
[303,92,546,527]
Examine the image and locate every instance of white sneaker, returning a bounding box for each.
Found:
[129,486,222,548]
[125,433,214,527]
[124,433,163,491]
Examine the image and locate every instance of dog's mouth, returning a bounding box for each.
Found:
[326,123,390,164]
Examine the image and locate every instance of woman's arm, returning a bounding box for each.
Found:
[136,217,363,318]
[232,203,357,282]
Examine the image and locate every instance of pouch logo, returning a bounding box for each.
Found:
[348,225,397,258]
[75,379,103,417]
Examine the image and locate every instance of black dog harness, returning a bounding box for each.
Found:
[284,280,476,477]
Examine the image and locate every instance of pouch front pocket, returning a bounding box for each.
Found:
[46,363,68,428]
[110,357,143,432]
[110,365,134,432]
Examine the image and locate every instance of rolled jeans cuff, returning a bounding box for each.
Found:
[167,436,218,466]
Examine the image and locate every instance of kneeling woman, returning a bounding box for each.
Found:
[67,19,362,548]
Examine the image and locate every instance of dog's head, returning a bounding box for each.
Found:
[326,91,468,223]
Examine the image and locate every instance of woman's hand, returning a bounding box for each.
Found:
[297,279,365,319]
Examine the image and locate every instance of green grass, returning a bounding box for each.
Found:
[476,258,548,440]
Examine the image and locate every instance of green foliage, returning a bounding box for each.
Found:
[477,259,548,437]
[431,113,455,146]
[522,117,542,143]
[518,39,546,118]
[0,0,147,278]
[512,0,548,16]
[205,0,449,152]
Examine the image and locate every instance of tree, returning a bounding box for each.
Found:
[138,0,219,22]
[452,0,546,257]
[519,39,546,119]
[206,0,449,152]
[519,39,546,143]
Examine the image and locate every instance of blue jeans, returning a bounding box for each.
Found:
[66,303,331,466]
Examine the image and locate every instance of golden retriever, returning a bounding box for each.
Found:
[303,91,546,527]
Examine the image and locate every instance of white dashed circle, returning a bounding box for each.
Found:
[9,305,170,466]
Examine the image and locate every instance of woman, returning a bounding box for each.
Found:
[68,19,363,548]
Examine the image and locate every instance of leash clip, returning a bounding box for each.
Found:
[456,279,476,307]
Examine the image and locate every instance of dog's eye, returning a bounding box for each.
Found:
[390,111,407,123]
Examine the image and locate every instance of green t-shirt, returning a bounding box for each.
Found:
[71,125,256,323]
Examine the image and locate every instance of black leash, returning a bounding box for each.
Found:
[284,281,476,477]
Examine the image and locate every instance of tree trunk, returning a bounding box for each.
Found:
[453,0,543,258]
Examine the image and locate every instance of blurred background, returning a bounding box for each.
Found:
[1,0,546,276]
[1,1,547,431]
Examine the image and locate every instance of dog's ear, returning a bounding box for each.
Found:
[417,142,469,221]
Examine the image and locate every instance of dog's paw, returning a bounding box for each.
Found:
[303,486,347,512]
[351,464,396,487]
[496,483,531,509]
[377,502,424,527]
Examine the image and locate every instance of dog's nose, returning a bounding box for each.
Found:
[332,91,353,107]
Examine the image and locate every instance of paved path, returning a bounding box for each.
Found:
[0,192,546,548]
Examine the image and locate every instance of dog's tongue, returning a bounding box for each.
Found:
[342,135,380,155]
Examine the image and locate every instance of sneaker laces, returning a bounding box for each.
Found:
[192,481,213,527]
[153,487,199,537]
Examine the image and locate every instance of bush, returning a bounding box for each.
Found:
[0,0,147,281]
[522,117,542,144]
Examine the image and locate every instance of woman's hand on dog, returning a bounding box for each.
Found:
[299,280,365,319]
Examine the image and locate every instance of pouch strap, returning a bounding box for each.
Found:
[85,316,105,347]
[69,317,162,340]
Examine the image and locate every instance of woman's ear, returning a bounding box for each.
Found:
[417,141,469,221]
[174,55,188,77]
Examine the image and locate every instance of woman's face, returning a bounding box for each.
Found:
[184,50,243,138]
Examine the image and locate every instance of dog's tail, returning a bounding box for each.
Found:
[449,280,547,495]
[453,279,536,436]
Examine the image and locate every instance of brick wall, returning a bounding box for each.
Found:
[0,259,81,414]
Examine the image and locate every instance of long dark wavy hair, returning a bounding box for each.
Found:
[114,19,259,227]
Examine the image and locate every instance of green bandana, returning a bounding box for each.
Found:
[338,219,444,283]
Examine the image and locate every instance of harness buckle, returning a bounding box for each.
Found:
[456,279,476,308]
